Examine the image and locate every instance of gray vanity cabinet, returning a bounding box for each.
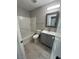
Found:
[40,33,55,48]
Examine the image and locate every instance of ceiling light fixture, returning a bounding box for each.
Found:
[32,0,37,3]
[47,4,60,10]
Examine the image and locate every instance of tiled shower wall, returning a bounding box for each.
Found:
[17,7,31,39]
[30,17,36,33]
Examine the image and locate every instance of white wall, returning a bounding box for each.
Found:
[17,7,30,17]
[30,1,60,32]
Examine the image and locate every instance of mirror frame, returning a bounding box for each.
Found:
[46,12,59,28]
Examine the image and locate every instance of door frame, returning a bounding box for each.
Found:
[17,17,26,59]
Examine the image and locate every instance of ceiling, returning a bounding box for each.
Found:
[17,0,56,11]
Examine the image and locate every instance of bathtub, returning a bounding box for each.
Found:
[23,33,34,45]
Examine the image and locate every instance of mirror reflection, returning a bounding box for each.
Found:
[46,12,59,28]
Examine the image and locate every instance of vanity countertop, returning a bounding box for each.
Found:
[41,30,61,38]
[41,30,56,36]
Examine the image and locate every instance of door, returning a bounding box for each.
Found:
[17,39,24,59]
[17,20,26,59]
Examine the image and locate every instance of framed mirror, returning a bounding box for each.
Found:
[46,12,59,28]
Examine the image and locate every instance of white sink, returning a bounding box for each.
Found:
[41,30,56,35]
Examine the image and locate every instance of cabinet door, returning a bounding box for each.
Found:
[40,33,55,48]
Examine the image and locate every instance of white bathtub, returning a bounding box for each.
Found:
[23,33,34,45]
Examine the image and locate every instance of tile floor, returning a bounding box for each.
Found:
[24,41,52,59]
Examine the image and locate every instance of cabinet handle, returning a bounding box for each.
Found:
[52,37,54,39]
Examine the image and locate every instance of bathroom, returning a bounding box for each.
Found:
[17,0,61,59]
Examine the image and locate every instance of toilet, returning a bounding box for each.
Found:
[33,30,41,43]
